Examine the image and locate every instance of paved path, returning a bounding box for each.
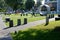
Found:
[0,16,56,40]
[0,15,12,40]
[0,15,6,30]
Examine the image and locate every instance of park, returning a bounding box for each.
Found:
[0,0,60,40]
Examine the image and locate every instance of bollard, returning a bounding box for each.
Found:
[21,14,22,16]
[58,15,60,17]
[52,14,54,18]
[49,15,50,18]
[50,15,52,18]
[45,16,49,26]
[5,17,10,22]
[24,18,27,24]
[23,14,25,16]
[17,19,21,26]
[14,31,17,34]
[53,14,54,18]
[48,15,51,19]
[26,14,28,16]
[9,20,13,27]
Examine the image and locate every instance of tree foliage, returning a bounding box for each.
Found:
[0,0,6,12]
[4,0,24,10]
[25,0,35,10]
[37,0,41,7]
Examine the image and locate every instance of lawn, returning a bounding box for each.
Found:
[11,20,60,40]
[2,13,45,27]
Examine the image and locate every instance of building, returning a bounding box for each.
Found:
[34,0,60,14]
[45,0,57,14]
[57,0,60,14]
[43,0,60,14]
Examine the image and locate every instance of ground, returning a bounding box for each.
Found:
[11,20,60,40]
[2,13,45,27]
[0,14,59,40]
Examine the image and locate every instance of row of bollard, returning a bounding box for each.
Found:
[48,14,54,19]
[5,18,27,27]
[21,14,28,16]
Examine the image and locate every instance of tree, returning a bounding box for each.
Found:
[4,0,24,10]
[25,0,35,10]
[37,0,41,7]
[0,0,6,12]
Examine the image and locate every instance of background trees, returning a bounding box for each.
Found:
[25,0,35,10]
[3,0,41,11]
[0,0,6,12]
[4,0,24,10]
[37,0,41,7]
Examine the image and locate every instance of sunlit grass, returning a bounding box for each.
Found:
[2,14,45,27]
[29,20,60,30]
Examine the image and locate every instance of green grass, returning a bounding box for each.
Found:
[11,20,60,40]
[2,14,45,27]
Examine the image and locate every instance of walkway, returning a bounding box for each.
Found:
[0,15,6,30]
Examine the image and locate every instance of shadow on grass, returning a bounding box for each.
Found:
[11,26,60,40]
